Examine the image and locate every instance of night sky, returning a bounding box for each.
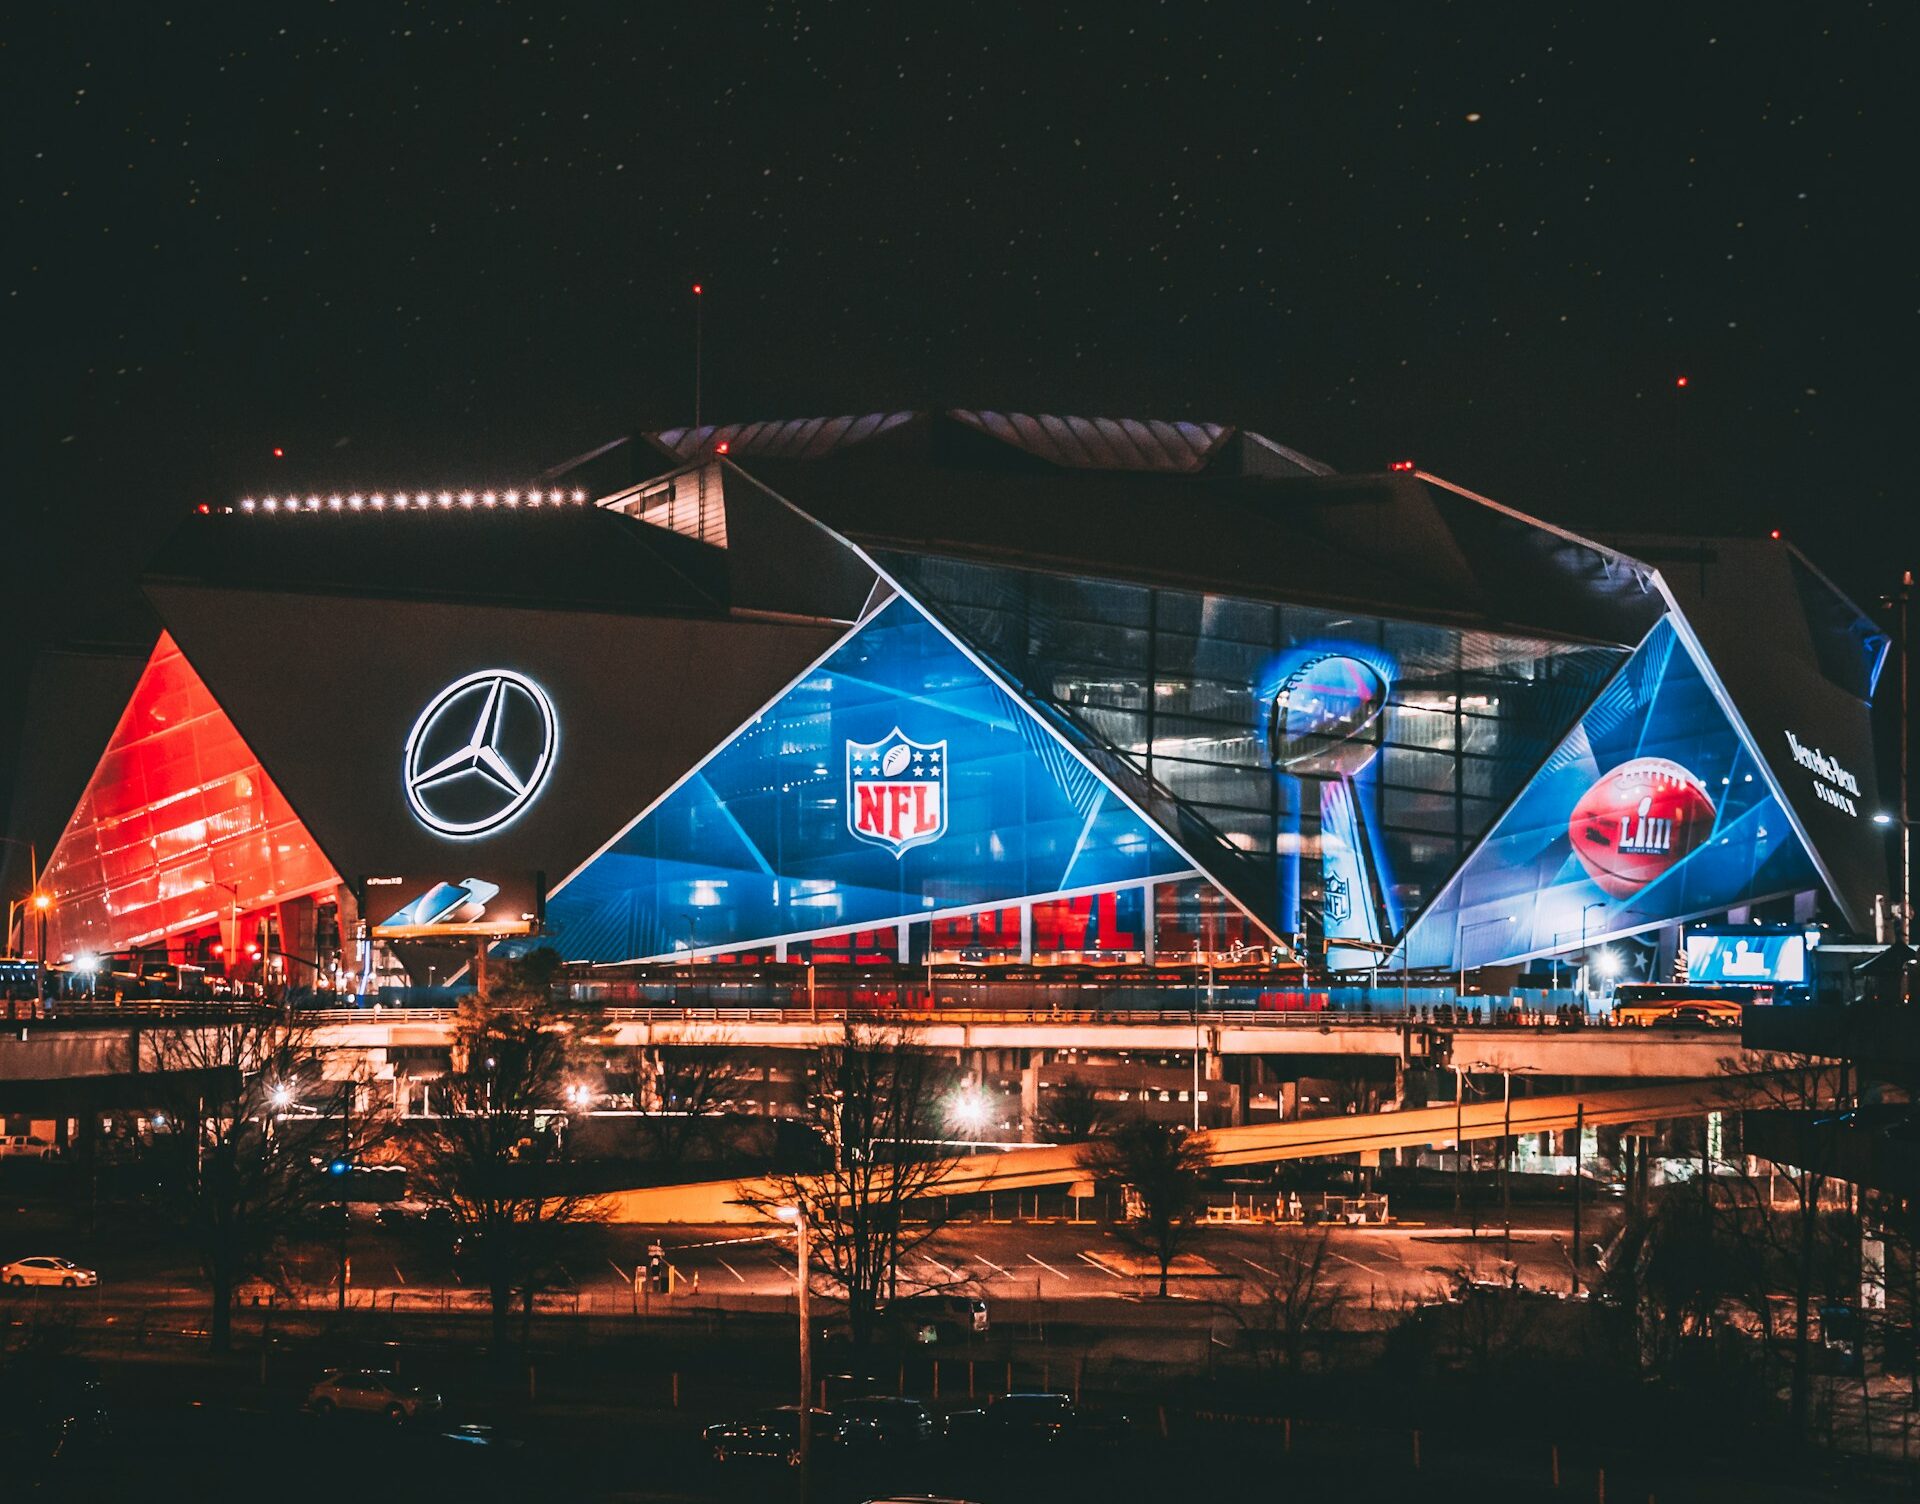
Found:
[5,4,1918,793]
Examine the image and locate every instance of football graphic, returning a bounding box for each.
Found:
[1267,653,1390,778]
[1568,756,1715,898]
[881,742,914,777]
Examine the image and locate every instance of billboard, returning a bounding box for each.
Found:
[145,585,845,926]
[1394,619,1824,971]
[543,594,1198,962]
[362,872,544,939]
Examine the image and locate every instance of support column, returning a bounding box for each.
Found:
[1020,1053,1041,1143]
[1019,902,1034,963]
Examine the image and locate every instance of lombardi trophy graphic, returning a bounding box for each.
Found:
[1267,652,1393,970]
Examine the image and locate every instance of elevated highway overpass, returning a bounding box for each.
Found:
[598,1072,1812,1223]
[1,1004,1764,1085]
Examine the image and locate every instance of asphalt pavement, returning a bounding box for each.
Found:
[2,1204,1605,1321]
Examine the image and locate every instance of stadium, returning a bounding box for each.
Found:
[3,410,1892,1006]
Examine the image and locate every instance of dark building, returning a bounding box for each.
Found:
[3,411,1891,993]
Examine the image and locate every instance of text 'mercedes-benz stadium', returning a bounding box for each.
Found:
[6,411,1891,994]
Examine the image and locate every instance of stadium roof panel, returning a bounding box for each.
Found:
[147,499,735,618]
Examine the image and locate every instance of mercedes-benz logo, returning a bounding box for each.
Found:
[403,669,557,838]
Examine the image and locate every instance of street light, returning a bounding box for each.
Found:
[1461,1060,1543,1262]
[32,892,51,1003]
[0,837,40,960]
[1579,901,1606,1008]
[1872,813,1915,964]
[948,1085,991,1137]
[774,1204,813,1482]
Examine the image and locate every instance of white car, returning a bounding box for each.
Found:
[0,1134,58,1159]
[2,1256,98,1288]
[306,1369,443,1422]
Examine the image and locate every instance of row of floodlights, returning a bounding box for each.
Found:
[221,488,591,514]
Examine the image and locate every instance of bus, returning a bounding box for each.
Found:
[1611,983,1753,1028]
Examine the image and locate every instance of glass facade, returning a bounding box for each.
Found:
[543,595,1198,963]
[878,552,1624,955]
[1395,619,1823,970]
[35,633,340,961]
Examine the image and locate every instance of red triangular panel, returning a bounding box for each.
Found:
[36,632,340,959]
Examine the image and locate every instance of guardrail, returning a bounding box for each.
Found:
[9,1000,1712,1033]
[292,1006,1426,1027]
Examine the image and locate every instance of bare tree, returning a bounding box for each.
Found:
[1082,1119,1212,1296]
[631,1040,747,1162]
[1716,1056,1848,1436]
[1233,1222,1347,1374]
[409,950,605,1356]
[144,1013,377,1352]
[1033,1074,1114,1143]
[739,1019,962,1347]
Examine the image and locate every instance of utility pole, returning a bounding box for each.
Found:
[338,1082,351,1312]
[1571,1102,1585,1296]
[1453,1062,1465,1221]
[1501,1068,1513,1262]
[777,1205,812,1491]
[1902,571,1913,993]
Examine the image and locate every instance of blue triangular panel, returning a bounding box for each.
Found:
[1394,618,1824,971]
[545,595,1193,961]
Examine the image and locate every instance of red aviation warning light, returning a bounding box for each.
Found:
[1389,460,1416,472]
[1676,375,1689,388]
[715,440,730,454]
[691,283,703,296]
[1770,529,1782,540]
[272,446,285,458]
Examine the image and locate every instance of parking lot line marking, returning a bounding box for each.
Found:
[391,1263,407,1285]
[976,1257,1013,1279]
[1075,1252,1124,1280]
[1328,1250,1377,1271]
[717,1258,748,1284]
[1238,1256,1281,1278]
[608,1259,632,1285]
[921,1255,959,1279]
[1025,1253,1072,1281]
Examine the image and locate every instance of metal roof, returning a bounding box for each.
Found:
[946,410,1228,473]
[651,412,916,462]
[644,409,1330,477]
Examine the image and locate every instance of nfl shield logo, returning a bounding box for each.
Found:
[846,729,948,856]
[1323,871,1351,927]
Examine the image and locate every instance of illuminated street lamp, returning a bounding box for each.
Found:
[32,892,51,1002]
[1578,900,1606,1007]
[948,1084,992,1137]
[774,1204,813,1481]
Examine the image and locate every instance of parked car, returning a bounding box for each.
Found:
[836,1394,937,1444]
[890,1294,989,1341]
[0,1135,58,1159]
[950,1392,1130,1443]
[2,1257,98,1288]
[702,1406,876,1465]
[818,1294,990,1346]
[306,1369,443,1422]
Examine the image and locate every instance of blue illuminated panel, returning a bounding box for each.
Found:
[544,596,1195,961]
[1684,929,1807,985]
[1395,620,1822,970]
